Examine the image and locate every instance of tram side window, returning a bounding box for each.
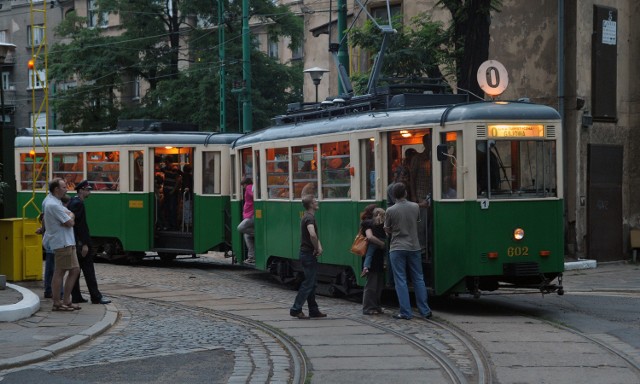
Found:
[292,145,317,199]
[87,151,120,191]
[320,141,350,199]
[359,138,375,200]
[19,152,47,190]
[129,151,144,192]
[476,140,557,198]
[235,148,252,199]
[440,132,462,199]
[202,151,221,195]
[266,147,290,199]
[52,152,84,190]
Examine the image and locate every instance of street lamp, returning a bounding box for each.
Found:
[304,67,329,103]
[0,42,16,218]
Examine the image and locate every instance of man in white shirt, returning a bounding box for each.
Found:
[44,178,80,311]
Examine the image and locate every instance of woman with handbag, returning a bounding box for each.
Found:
[359,204,387,315]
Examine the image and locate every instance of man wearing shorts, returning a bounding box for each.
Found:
[43,178,80,311]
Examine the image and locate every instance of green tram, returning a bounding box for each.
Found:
[231,97,565,297]
[14,125,241,262]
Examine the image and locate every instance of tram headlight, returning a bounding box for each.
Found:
[513,228,525,241]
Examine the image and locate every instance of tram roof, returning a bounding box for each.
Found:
[14,130,243,149]
[233,101,561,147]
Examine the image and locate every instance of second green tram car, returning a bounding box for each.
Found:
[15,127,241,262]
[231,98,564,297]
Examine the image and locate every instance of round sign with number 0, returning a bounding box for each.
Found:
[477,60,509,97]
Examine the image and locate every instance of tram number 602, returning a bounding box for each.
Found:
[507,246,529,257]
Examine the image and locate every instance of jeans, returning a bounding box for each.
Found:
[291,251,320,315]
[362,243,377,269]
[237,218,255,260]
[389,249,430,318]
[44,250,55,296]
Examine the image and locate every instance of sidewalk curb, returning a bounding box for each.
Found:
[0,303,118,370]
[0,283,40,323]
[564,259,597,271]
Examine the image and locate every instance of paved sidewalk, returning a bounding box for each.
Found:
[0,280,118,370]
[0,260,637,371]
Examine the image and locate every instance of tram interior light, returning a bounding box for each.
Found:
[400,130,411,138]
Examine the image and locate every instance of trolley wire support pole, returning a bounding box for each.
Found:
[241,0,252,133]
[0,43,16,219]
[336,0,349,95]
[218,0,226,133]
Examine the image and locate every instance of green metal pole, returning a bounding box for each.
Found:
[241,0,252,133]
[218,0,226,132]
[337,0,349,95]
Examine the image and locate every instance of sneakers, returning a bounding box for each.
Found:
[309,311,327,318]
[422,311,433,320]
[392,313,411,320]
[72,297,88,304]
[290,311,309,319]
[244,258,255,264]
[363,309,377,315]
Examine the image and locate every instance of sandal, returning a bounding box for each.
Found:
[64,303,82,310]
[52,304,74,312]
[360,267,369,277]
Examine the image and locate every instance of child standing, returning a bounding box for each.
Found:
[361,207,386,277]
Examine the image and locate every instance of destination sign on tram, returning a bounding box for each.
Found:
[488,124,545,138]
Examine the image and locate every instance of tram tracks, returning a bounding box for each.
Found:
[351,315,493,384]
[95,262,640,383]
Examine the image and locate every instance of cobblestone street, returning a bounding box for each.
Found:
[2,255,639,384]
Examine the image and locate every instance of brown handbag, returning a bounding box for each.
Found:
[350,232,368,256]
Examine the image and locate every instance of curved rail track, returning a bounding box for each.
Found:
[49,258,639,384]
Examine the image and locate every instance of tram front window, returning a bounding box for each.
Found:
[477,140,556,198]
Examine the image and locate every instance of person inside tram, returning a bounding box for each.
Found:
[409,134,432,253]
[63,173,77,190]
[476,142,501,195]
[90,166,110,190]
[161,164,182,230]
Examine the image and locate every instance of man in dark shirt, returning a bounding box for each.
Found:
[289,195,327,319]
[69,180,111,305]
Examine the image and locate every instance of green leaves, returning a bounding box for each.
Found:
[49,0,303,132]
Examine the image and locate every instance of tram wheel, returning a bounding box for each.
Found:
[158,253,176,263]
[557,288,565,296]
[125,252,145,264]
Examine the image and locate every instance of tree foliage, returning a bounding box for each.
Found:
[349,14,450,81]
[49,0,303,132]
[438,0,503,98]
[348,1,501,98]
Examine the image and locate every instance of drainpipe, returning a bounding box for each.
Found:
[557,0,569,259]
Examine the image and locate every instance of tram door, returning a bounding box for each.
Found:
[152,147,195,255]
[386,129,433,252]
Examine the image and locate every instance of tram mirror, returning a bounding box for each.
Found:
[436,144,448,161]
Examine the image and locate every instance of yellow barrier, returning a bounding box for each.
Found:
[0,218,42,281]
